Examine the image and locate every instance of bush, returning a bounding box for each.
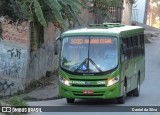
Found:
[0,96,28,115]
[6,96,27,107]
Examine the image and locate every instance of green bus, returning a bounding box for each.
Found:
[55,23,145,104]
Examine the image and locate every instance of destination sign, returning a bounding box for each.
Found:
[70,38,112,44]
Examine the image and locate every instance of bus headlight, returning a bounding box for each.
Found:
[59,76,70,86]
[107,76,119,87]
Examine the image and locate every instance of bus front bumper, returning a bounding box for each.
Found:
[59,83,121,99]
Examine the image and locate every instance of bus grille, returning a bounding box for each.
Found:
[72,91,105,96]
[69,78,107,87]
[72,84,105,87]
[73,94,103,96]
[69,78,107,81]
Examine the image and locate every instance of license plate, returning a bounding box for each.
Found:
[83,90,94,94]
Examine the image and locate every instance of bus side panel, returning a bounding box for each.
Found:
[120,30,145,93]
[140,57,145,85]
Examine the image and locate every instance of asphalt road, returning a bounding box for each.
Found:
[27,37,160,115]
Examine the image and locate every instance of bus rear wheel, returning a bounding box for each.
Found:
[127,91,133,96]
[66,98,75,103]
[117,83,127,104]
[133,77,140,97]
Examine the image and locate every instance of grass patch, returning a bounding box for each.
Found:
[5,96,27,106]
[0,96,28,115]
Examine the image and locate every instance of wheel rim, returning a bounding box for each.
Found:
[137,80,140,92]
[124,85,127,98]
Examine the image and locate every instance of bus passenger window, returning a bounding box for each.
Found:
[137,35,141,55]
[121,38,127,62]
[128,38,133,58]
[138,35,141,48]
[131,37,134,48]
[135,36,138,47]
[133,36,139,57]
[124,38,129,60]
[141,35,145,54]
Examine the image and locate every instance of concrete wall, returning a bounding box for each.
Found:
[0,17,30,96]
[0,19,61,95]
[26,23,60,84]
[0,17,60,96]
[79,6,95,25]
[122,0,133,25]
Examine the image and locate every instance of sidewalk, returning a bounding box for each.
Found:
[21,75,60,101]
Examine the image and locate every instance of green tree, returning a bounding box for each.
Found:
[152,0,160,20]
[149,0,160,27]
[0,0,89,51]
[0,0,26,22]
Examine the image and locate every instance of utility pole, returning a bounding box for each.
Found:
[143,0,149,24]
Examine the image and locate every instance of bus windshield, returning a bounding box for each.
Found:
[61,36,118,73]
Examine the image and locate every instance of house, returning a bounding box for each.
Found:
[121,0,135,25]
[80,0,135,25]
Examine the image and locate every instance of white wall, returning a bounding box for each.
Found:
[122,0,133,25]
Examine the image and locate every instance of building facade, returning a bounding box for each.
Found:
[121,0,135,25]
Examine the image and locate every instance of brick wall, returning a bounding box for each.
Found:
[0,17,30,96]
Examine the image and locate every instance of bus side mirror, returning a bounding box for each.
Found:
[54,36,61,55]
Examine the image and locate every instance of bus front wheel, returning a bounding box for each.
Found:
[133,77,140,97]
[117,83,127,104]
[66,98,75,103]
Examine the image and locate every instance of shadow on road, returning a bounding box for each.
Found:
[65,97,134,106]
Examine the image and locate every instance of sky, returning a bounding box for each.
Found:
[133,0,146,23]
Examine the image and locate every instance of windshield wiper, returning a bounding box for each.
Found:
[89,58,102,72]
[74,58,102,73]
[74,58,88,72]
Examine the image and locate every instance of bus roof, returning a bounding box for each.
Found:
[62,24,144,37]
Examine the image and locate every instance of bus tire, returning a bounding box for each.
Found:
[117,82,127,104]
[133,77,140,97]
[66,98,75,103]
[127,91,133,96]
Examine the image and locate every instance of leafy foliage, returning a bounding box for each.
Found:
[0,0,89,51]
[0,0,27,22]
[151,0,160,17]
[149,0,160,27]
[0,0,89,28]
[19,0,89,29]
[6,96,27,106]
[34,0,47,27]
